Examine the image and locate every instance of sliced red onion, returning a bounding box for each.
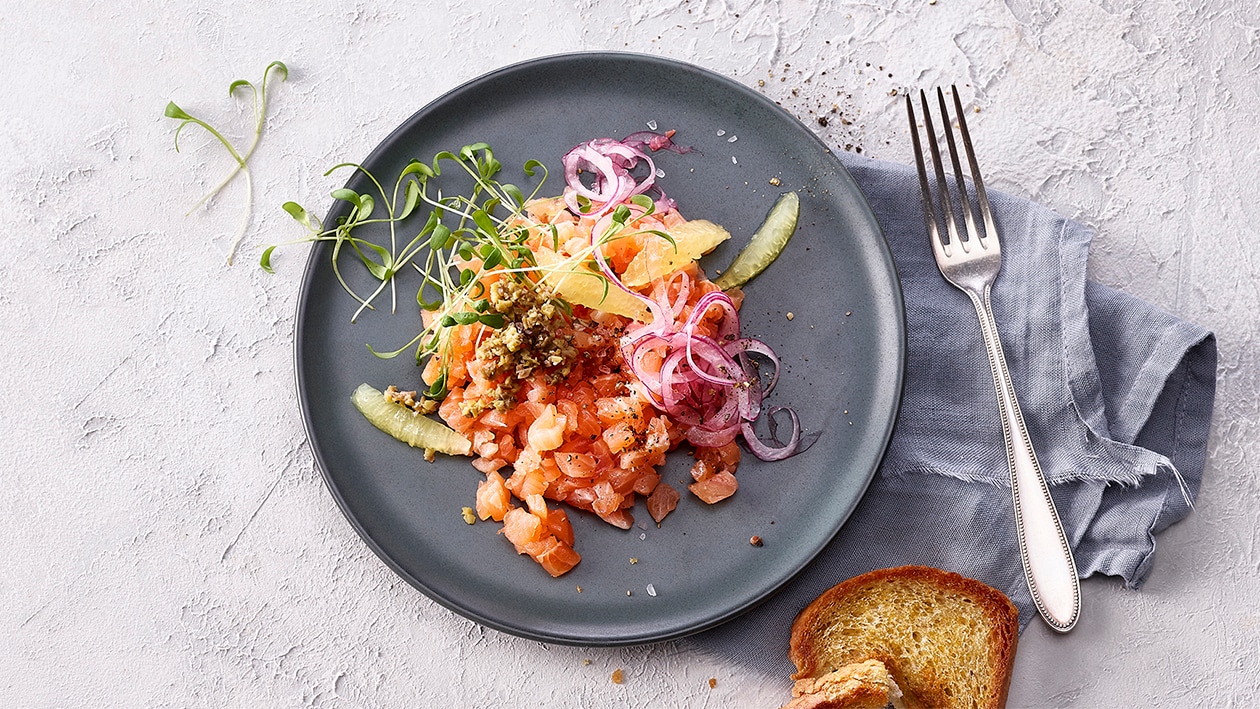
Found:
[562,138,658,217]
[724,337,782,395]
[621,129,695,154]
[740,407,801,461]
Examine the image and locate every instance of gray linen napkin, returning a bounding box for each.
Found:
[689,153,1218,677]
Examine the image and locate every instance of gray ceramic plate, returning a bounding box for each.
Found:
[295,53,904,645]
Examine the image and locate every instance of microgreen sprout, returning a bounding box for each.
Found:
[266,142,673,405]
[164,60,288,265]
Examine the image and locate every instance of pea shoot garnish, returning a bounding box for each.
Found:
[164,60,289,265]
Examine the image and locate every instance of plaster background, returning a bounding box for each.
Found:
[2,0,1257,706]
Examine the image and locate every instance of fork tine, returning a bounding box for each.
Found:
[918,89,964,252]
[950,85,998,244]
[936,87,981,247]
[905,94,947,261]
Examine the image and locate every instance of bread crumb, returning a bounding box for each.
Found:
[612,669,625,684]
[709,677,718,689]
[630,557,639,564]
[786,312,795,321]
[576,585,583,593]
[583,658,591,666]
[750,535,764,547]
[460,507,475,524]
[769,176,781,186]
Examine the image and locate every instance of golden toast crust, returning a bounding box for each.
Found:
[787,566,1019,709]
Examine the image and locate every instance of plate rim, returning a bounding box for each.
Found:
[292,50,906,645]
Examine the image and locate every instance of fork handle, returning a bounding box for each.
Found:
[972,288,1081,632]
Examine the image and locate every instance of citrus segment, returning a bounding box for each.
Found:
[351,383,473,456]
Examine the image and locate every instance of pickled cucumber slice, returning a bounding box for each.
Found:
[714,191,800,290]
[351,383,472,456]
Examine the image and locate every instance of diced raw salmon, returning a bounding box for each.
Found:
[523,536,582,577]
[527,403,567,451]
[501,507,543,549]
[647,482,681,523]
[475,471,512,522]
[689,469,739,504]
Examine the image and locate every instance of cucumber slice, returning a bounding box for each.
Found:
[714,191,800,290]
[351,383,472,456]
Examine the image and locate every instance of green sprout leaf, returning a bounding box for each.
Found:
[331,188,362,208]
[164,102,193,121]
[478,313,506,329]
[259,245,278,273]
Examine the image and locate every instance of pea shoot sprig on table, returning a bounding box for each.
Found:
[164,60,288,265]
[265,143,657,402]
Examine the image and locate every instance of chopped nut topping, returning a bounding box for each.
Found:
[384,385,438,414]
[460,279,577,414]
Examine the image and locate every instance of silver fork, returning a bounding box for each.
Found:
[906,86,1081,632]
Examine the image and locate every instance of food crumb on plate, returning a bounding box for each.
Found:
[612,668,625,684]
[769,176,781,186]
[709,678,718,689]
[460,507,475,524]
[630,557,639,565]
[750,535,764,547]
[786,312,794,321]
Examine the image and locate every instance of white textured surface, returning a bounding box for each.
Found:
[3,1,1258,706]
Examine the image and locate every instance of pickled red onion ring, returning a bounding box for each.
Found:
[621,129,695,154]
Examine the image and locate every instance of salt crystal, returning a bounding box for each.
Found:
[639,532,646,540]
[646,584,657,597]
[727,135,738,143]
[732,156,739,165]
[647,120,658,130]
[717,129,726,136]
[655,168,665,178]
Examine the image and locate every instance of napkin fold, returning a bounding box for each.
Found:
[689,153,1217,677]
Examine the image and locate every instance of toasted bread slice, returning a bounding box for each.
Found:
[787,566,1019,709]
[780,659,907,709]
